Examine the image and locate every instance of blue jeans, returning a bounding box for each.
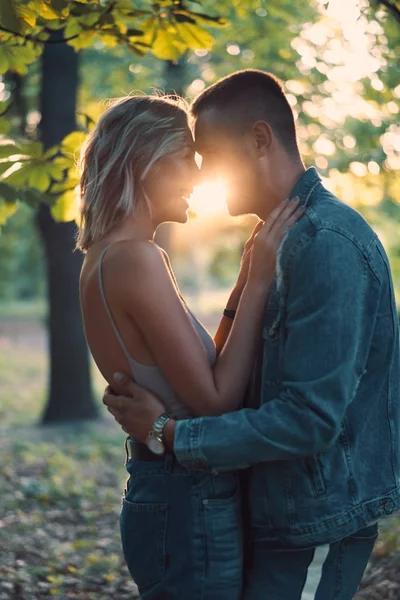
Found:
[120,452,243,600]
[243,523,378,600]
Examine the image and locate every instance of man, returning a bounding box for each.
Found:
[104,70,400,599]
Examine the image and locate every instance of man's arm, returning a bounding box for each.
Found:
[104,229,374,471]
[169,229,375,471]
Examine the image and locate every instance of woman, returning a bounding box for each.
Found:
[78,94,303,600]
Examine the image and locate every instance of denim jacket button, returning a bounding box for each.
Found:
[268,327,278,339]
[383,499,394,514]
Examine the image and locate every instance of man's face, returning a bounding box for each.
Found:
[193,108,265,216]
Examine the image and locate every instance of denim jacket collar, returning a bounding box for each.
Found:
[289,166,321,208]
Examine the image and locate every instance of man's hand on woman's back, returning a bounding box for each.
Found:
[103,373,168,442]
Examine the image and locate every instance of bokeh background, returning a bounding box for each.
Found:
[0,0,399,598]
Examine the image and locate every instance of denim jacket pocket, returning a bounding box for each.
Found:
[304,455,327,498]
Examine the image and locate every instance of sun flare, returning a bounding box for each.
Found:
[188,180,228,216]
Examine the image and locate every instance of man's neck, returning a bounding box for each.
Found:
[258,160,306,221]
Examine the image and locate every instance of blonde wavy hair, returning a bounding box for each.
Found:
[76,94,189,253]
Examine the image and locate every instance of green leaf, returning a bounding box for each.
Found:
[34,0,61,20]
[49,181,69,194]
[27,167,51,192]
[69,30,97,50]
[44,146,59,159]
[19,142,43,158]
[0,0,21,34]
[76,112,95,130]
[0,49,10,75]
[0,161,13,176]
[136,17,157,46]
[15,5,37,29]
[2,163,28,186]
[49,0,70,16]
[0,198,17,225]
[70,2,101,16]
[127,42,148,57]
[54,155,74,171]
[79,12,104,28]
[65,18,83,39]
[50,189,80,222]
[0,144,21,159]
[0,42,40,76]
[152,20,186,60]
[113,16,128,35]
[0,119,11,135]
[46,162,64,181]
[119,9,152,18]
[175,21,215,51]
[185,12,228,28]
[61,131,85,156]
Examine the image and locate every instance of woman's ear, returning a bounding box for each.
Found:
[252,121,273,156]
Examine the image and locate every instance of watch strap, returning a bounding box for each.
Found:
[152,412,171,437]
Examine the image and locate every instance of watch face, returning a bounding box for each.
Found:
[147,435,165,455]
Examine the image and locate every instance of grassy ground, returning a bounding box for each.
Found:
[1,304,399,599]
[0,333,138,599]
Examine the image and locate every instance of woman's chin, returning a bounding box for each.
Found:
[169,209,189,224]
[158,204,189,225]
[175,212,189,224]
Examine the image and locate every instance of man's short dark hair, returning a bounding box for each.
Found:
[190,69,298,155]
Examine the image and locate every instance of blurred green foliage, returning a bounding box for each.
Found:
[0,203,44,300]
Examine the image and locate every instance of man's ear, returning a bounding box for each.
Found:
[252,121,273,155]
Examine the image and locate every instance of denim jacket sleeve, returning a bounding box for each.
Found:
[174,228,374,471]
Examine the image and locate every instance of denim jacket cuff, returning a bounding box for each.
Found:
[174,418,211,471]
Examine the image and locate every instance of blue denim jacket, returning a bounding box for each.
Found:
[174,167,400,547]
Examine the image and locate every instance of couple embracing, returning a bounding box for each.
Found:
[78,69,400,600]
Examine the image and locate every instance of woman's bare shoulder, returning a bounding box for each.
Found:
[103,240,168,290]
[106,239,165,267]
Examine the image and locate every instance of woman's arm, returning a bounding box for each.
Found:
[213,286,241,357]
[107,199,302,417]
[214,221,263,356]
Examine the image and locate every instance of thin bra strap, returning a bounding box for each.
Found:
[98,245,133,365]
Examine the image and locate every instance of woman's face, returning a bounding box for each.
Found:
[143,134,199,225]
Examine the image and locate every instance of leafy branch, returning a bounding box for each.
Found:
[0,1,118,43]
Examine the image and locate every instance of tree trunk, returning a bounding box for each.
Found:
[37,31,97,423]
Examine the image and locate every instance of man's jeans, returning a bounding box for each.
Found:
[243,523,378,600]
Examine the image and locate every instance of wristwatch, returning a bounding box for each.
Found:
[146,412,171,455]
